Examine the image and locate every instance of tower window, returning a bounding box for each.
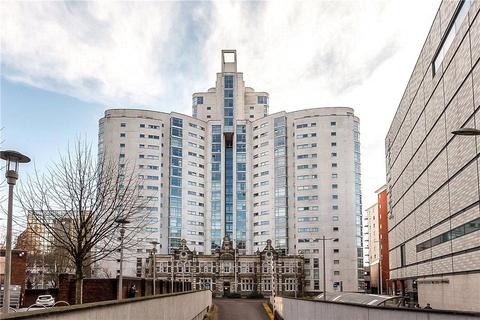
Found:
[258,96,268,104]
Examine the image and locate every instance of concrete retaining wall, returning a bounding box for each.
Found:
[3,290,212,320]
[272,296,480,320]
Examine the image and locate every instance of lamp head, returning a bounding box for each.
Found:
[451,127,480,136]
[115,218,131,225]
[0,150,30,175]
[115,218,130,236]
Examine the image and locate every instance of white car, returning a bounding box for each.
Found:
[36,295,55,307]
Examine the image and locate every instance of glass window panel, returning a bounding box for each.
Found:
[224,75,234,88]
[224,108,234,116]
[172,117,183,127]
[274,117,286,127]
[237,134,246,142]
[465,218,480,234]
[171,157,182,166]
[236,125,246,133]
[237,172,246,180]
[441,232,451,242]
[236,153,246,162]
[171,137,182,147]
[236,144,246,152]
[170,187,182,197]
[431,236,442,247]
[172,147,182,157]
[171,167,182,176]
[455,0,471,32]
[451,225,465,239]
[257,96,268,104]
[171,127,183,137]
[171,177,181,186]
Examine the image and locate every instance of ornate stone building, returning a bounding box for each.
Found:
[149,237,304,296]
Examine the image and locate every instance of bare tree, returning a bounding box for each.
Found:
[17,140,151,304]
[16,232,73,289]
[96,266,113,279]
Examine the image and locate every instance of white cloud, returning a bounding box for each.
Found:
[1,0,441,207]
[1,1,179,106]
[202,0,440,207]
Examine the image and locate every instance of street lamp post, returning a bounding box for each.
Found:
[233,239,237,293]
[267,252,278,317]
[184,261,187,292]
[115,218,130,300]
[150,241,159,295]
[371,239,383,295]
[170,255,174,293]
[379,254,383,295]
[181,261,186,292]
[320,235,335,301]
[1,150,30,314]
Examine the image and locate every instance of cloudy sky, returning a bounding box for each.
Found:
[1,0,440,218]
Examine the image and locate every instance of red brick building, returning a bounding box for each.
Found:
[0,249,28,290]
[376,185,390,294]
[366,185,390,294]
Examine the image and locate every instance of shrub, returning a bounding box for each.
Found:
[247,291,264,299]
[225,292,242,299]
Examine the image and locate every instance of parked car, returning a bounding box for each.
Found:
[36,295,55,307]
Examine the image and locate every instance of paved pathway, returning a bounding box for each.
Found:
[215,299,269,320]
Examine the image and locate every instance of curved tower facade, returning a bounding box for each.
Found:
[98,50,363,292]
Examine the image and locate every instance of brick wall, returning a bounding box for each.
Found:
[82,278,117,303]
[55,273,189,305]
[0,249,28,289]
[58,273,76,305]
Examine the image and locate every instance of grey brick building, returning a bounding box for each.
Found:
[385,0,480,311]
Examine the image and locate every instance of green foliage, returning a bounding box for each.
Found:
[247,291,264,299]
[224,292,242,299]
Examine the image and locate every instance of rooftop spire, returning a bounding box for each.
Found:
[221,50,237,73]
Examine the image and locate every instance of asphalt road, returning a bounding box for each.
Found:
[215,299,270,320]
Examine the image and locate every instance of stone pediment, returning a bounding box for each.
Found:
[216,236,236,259]
[219,253,234,260]
[174,239,194,261]
[260,239,278,260]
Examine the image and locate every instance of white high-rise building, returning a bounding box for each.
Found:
[98,50,363,292]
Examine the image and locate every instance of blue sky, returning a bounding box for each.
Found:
[1,0,441,214]
[1,78,103,172]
